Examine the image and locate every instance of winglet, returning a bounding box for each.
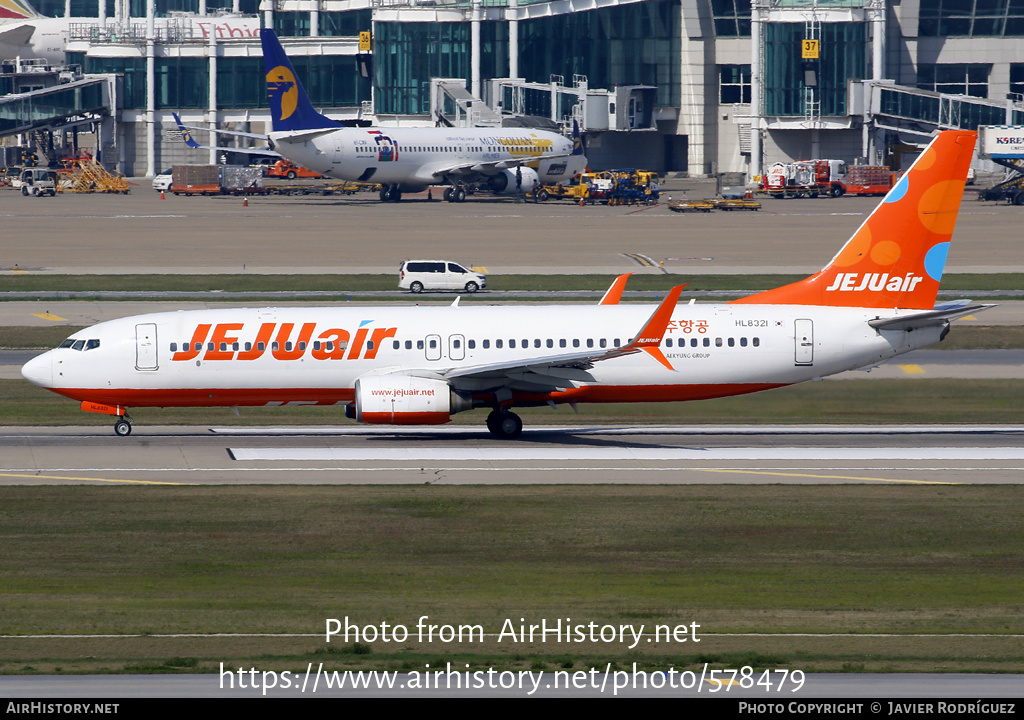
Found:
[598,273,632,305]
[613,285,686,370]
[172,113,201,149]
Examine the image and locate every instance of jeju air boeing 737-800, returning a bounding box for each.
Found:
[22,130,987,438]
[174,29,586,203]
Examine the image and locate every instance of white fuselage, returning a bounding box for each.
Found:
[269,127,583,191]
[22,302,941,412]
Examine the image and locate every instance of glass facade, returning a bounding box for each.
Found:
[920,0,1024,37]
[711,0,751,37]
[320,10,372,37]
[374,22,473,115]
[79,55,146,109]
[274,12,311,38]
[518,0,681,108]
[917,64,990,98]
[288,55,372,109]
[719,65,752,103]
[1012,63,1024,99]
[218,57,266,109]
[763,22,866,116]
[155,57,208,109]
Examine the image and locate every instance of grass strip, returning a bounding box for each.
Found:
[0,485,1021,673]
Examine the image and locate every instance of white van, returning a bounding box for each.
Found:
[399,260,487,293]
[152,168,173,192]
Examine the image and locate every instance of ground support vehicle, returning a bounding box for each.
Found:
[762,159,847,198]
[61,156,130,194]
[19,167,57,196]
[266,160,324,180]
[711,198,760,211]
[668,199,715,213]
[170,165,268,195]
[977,126,1024,205]
[843,165,896,196]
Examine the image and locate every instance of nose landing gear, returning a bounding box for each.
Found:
[114,415,133,436]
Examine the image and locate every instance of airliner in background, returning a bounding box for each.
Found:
[174,29,586,203]
[22,130,987,439]
[0,0,259,64]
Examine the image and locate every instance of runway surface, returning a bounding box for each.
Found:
[3,182,1023,275]
[2,424,1022,485]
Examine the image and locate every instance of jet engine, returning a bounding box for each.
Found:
[354,374,471,425]
[486,167,540,195]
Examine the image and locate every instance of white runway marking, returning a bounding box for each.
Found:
[229,447,1024,462]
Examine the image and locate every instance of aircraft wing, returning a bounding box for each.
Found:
[422,151,581,182]
[172,113,279,156]
[868,301,994,331]
[438,286,686,392]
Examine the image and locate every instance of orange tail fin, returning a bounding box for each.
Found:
[733,130,977,310]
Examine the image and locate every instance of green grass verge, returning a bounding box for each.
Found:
[2,272,1023,294]
[3,378,1024,426]
[0,485,1021,674]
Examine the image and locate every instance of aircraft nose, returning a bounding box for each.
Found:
[21,351,53,388]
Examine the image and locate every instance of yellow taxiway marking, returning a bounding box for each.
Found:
[898,364,926,375]
[693,468,959,485]
[32,312,67,322]
[10,270,28,274]
[470,266,489,274]
[0,472,192,486]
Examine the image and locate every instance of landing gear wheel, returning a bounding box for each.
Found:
[379,187,388,202]
[1013,189,1024,206]
[487,410,522,440]
[444,187,454,202]
[410,281,424,293]
[454,186,466,202]
[114,418,132,436]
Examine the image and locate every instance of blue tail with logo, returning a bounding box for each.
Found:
[260,29,338,132]
[572,120,583,156]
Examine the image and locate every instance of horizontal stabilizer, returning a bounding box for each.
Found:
[868,303,994,331]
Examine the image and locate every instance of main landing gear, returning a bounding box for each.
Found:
[379,184,402,202]
[114,414,133,436]
[486,409,522,440]
[443,185,467,203]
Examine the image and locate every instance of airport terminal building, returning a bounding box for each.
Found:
[3,0,1024,178]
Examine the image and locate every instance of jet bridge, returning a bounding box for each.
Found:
[0,69,118,167]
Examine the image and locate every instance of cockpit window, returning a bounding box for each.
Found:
[58,339,75,349]
[71,340,85,351]
[85,339,100,350]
